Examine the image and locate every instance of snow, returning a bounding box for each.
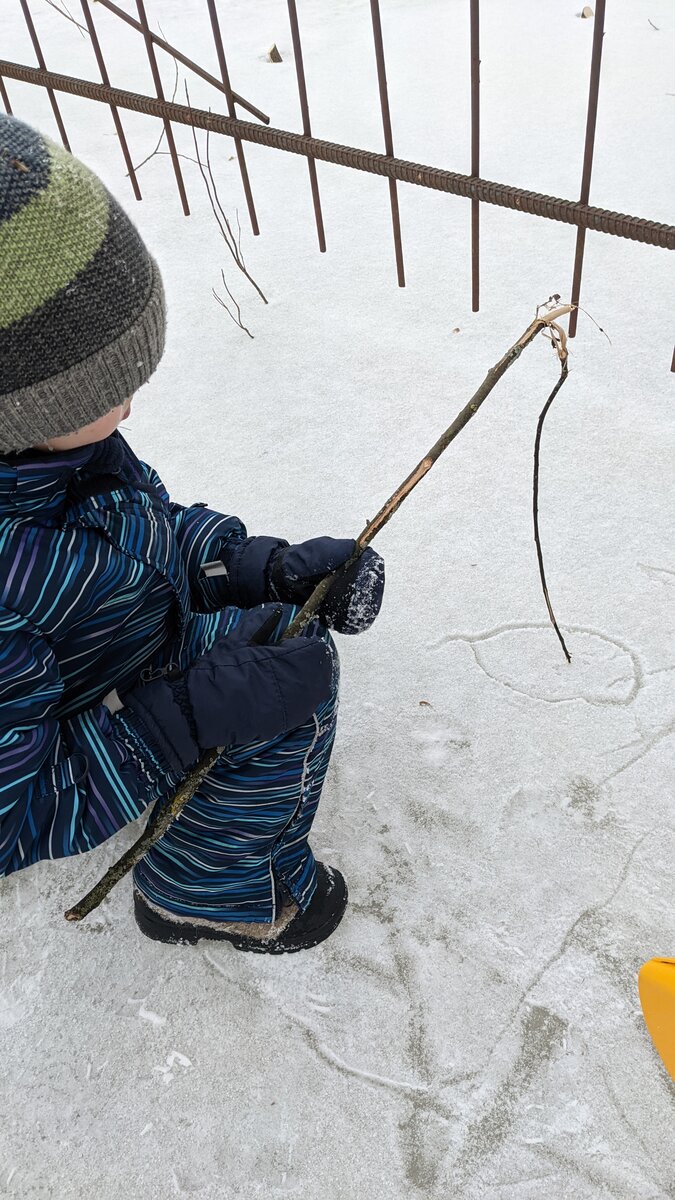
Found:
[1,0,674,1196]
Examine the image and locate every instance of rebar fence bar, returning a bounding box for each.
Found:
[287,0,325,252]
[79,0,141,201]
[205,0,259,235]
[18,0,71,149]
[0,1,672,369]
[369,0,405,286]
[569,0,606,339]
[135,0,189,215]
[470,0,480,313]
[0,77,12,114]
[3,61,671,248]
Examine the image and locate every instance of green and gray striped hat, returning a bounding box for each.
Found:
[0,113,165,453]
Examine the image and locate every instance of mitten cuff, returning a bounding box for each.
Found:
[226,536,289,607]
[121,679,199,776]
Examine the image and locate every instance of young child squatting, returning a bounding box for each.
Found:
[0,114,385,953]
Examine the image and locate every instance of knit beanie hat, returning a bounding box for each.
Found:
[0,113,165,454]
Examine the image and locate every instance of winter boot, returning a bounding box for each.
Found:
[133,862,348,953]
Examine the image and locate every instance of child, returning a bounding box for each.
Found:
[0,114,384,953]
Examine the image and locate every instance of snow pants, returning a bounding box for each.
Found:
[132,605,339,924]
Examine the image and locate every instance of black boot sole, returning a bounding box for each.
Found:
[133,871,348,954]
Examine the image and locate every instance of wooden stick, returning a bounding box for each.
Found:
[65,305,571,922]
[284,304,572,637]
[64,754,218,921]
[533,363,571,662]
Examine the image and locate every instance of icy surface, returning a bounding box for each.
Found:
[1,1,674,1196]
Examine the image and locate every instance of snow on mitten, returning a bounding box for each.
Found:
[269,538,385,635]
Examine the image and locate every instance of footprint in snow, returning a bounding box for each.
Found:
[412,709,472,766]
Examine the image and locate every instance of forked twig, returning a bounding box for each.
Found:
[65,304,572,922]
[129,34,179,174]
[44,0,88,36]
[184,82,267,319]
[212,270,254,339]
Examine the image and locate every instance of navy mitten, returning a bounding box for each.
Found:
[122,606,333,775]
[269,537,385,635]
[220,534,384,633]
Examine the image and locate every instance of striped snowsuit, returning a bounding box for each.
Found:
[0,434,337,922]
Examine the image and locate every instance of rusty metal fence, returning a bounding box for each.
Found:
[1,0,673,368]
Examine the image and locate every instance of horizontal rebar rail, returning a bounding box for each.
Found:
[1,60,673,250]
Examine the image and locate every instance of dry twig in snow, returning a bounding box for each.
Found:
[44,0,88,37]
[129,38,180,174]
[212,270,254,339]
[184,83,267,336]
[532,298,571,663]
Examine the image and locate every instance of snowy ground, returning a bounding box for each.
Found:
[2,1,674,1196]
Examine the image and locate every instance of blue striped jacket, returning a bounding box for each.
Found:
[0,433,250,876]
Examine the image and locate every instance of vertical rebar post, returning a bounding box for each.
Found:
[0,76,12,114]
[569,0,606,337]
[19,0,71,149]
[135,0,189,215]
[205,0,259,235]
[79,0,142,200]
[287,0,326,251]
[369,0,405,286]
[470,0,480,311]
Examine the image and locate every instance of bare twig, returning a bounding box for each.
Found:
[45,0,88,36]
[574,303,611,345]
[533,366,571,663]
[135,150,202,167]
[183,82,267,333]
[213,270,254,339]
[65,304,572,923]
[189,88,268,304]
[205,125,245,269]
[129,36,179,174]
[206,128,255,283]
[130,130,166,175]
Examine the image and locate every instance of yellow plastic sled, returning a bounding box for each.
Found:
[639,958,675,1080]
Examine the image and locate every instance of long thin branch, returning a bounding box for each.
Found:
[283,305,571,637]
[185,83,268,307]
[533,363,571,662]
[206,125,247,271]
[65,305,572,923]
